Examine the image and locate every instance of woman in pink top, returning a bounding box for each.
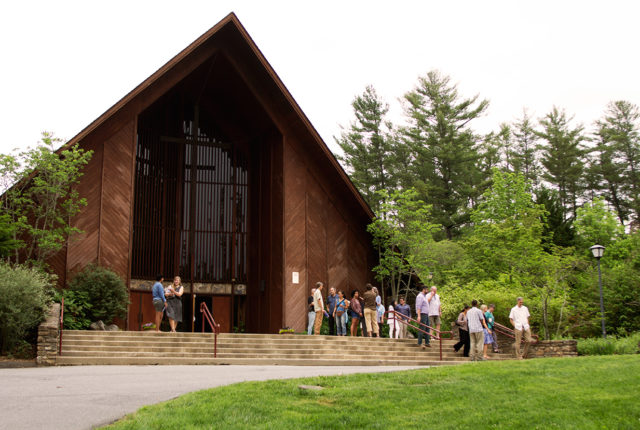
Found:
[349,290,363,336]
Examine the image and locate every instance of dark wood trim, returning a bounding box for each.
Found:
[126,118,138,331]
[97,140,105,264]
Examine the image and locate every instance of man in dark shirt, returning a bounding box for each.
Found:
[395,297,411,338]
[326,287,337,336]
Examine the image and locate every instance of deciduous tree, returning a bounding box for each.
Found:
[0,132,93,266]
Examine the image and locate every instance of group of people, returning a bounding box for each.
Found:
[453,297,532,361]
[150,273,533,362]
[308,283,408,338]
[308,282,533,362]
[151,274,184,332]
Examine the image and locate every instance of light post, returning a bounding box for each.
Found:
[590,244,606,339]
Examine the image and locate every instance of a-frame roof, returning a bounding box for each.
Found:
[60,12,374,220]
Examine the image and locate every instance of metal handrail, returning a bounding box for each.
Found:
[386,310,453,361]
[58,297,64,355]
[199,302,220,357]
[493,322,539,344]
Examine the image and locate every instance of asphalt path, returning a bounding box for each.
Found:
[0,365,418,429]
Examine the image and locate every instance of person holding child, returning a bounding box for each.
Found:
[165,276,184,333]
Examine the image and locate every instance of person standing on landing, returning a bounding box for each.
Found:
[395,297,411,339]
[467,300,490,361]
[426,286,442,335]
[333,290,349,336]
[373,287,383,337]
[349,290,363,336]
[509,297,531,359]
[415,286,431,348]
[313,282,325,335]
[387,300,400,339]
[165,276,184,333]
[326,287,338,336]
[453,305,470,357]
[362,284,379,337]
[151,274,166,332]
[485,304,499,353]
[307,288,316,335]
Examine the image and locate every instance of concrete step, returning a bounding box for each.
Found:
[60,340,446,354]
[57,330,509,367]
[60,346,463,358]
[62,331,455,344]
[55,355,468,366]
[59,350,466,361]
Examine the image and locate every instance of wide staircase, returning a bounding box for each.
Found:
[55,331,506,366]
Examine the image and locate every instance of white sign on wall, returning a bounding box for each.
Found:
[292,272,299,284]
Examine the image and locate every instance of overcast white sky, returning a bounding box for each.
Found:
[1,1,639,157]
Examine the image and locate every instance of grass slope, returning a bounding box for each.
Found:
[105,356,640,429]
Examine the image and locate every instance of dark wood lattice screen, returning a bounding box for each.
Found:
[132,114,248,284]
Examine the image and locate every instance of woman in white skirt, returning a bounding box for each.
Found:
[387,301,401,339]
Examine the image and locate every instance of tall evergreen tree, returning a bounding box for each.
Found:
[336,86,398,213]
[401,70,489,239]
[511,110,540,188]
[593,100,640,223]
[481,124,512,173]
[536,107,586,219]
[590,127,627,224]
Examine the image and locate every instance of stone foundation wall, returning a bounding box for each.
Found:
[36,303,60,366]
[450,323,578,358]
[497,335,577,358]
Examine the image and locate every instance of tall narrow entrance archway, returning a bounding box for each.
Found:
[128,55,282,333]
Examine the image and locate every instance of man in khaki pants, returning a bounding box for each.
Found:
[466,300,489,361]
[509,297,531,359]
[313,282,324,335]
[362,284,379,337]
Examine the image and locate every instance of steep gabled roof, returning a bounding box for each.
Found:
[60,12,374,219]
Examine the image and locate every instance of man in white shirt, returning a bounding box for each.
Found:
[466,299,490,361]
[509,297,532,359]
[313,282,324,335]
[426,286,442,334]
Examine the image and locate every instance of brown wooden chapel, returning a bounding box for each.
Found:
[51,13,376,333]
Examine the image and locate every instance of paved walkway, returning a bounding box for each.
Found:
[0,365,418,429]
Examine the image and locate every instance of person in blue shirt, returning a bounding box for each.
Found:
[151,274,166,332]
[326,287,338,336]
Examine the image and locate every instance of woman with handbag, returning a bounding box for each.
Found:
[349,290,363,337]
[333,290,349,336]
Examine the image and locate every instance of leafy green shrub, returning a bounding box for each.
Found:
[578,333,640,355]
[67,264,129,324]
[0,262,53,354]
[54,289,92,330]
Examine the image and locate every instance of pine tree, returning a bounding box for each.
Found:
[536,107,586,220]
[594,101,640,223]
[401,71,489,239]
[335,86,398,213]
[511,110,540,188]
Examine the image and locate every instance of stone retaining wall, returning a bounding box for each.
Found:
[36,303,60,366]
[450,323,578,358]
[497,335,577,358]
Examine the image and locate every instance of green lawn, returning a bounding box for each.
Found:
[105,356,640,429]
